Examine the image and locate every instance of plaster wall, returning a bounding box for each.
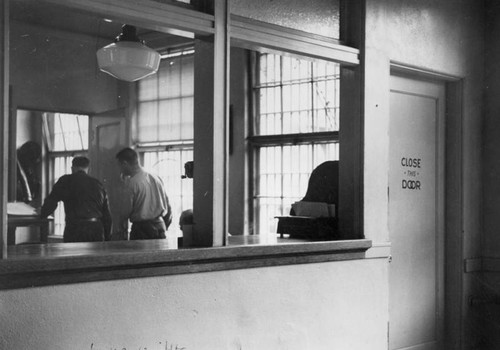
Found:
[365,0,483,247]
[230,0,340,38]
[364,0,484,348]
[0,258,388,350]
[479,1,500,349]
[483,2,500,260]
[10,21,119,114]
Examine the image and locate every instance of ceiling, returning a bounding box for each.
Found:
[10,0,194,53]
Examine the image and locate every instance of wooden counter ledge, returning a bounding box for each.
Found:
[0,237,372,290]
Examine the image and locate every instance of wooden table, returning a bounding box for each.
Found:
[7,215,53,245]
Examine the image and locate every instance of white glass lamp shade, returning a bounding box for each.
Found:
[96,41,161,82]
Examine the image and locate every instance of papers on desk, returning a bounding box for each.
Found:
[7,202,38,216]
[291,201,335,218]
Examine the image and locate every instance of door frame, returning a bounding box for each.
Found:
[390,62,464,350]
[89,108,129,239]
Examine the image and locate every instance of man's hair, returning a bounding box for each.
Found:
[116,147,139,166]
[72,156,90,168]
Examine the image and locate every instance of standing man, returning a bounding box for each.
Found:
[115,147,172,240]
[40,156,112,242]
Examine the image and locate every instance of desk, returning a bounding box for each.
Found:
[7,215,53,245]
[275,215,338,240]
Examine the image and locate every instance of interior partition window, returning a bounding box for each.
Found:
[43,113,89,236]
[135,48,194,237]
[251,53,340,236]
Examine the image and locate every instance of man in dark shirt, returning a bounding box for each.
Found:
[40,156,112,242]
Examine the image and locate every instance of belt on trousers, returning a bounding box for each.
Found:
[66,217,100,223]
[131,216,163,224]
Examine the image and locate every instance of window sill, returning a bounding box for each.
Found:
[0,237,371,290]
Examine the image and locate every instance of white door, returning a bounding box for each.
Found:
[89,108,128,240]
[389,75,445,350]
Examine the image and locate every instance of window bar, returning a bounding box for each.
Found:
[280,144,285,220]
[156,62,161,142]
[180,150,186,209]
[266,147,271,232]
[280,55,284,135]
[247,53,257,235]
[335,64,340,128]
[279,55,285,222]
[179,55,184,141]
[310,62,316,167]
[42,113,53,152]
[254,53,261,134]
[311,60,315,134]
[76,115,85,150]
[56,113,68,151]
[254,147,260,234]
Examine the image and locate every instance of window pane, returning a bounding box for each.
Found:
[136,50,194,144]
[138,73,158,101]
[180,55,194,96]
[46,113,89,152]
[255,53,339,135]
[181,97,194,139]
[252,53,340,236]
[44,112,89,236]
[136,49,195,241]
[143,149,193,238]
[159,99,181,140]
[160,59,181,99]
[137,101,159,143]
[255,144,339,236]
[52,155,76,236]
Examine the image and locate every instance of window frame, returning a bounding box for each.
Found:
[0,0,368,288]
[248,52,342,235]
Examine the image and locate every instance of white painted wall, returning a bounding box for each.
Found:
[364,0,484,246]
[11,21,119,114]
[364,0,484,347]
[0,259,388,350]
[480,2,500,349]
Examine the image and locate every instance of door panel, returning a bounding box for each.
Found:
[389,75,445,350]
[89,109,128,240]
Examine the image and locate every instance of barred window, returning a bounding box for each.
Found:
[43,113,89,236]
[251,53,340,236]
[135,48,194,237]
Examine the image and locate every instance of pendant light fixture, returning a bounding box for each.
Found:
[96,25,161,82]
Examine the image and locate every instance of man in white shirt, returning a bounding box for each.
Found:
[115,147,172,240]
